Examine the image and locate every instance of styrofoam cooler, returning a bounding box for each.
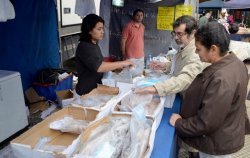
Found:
[0,70,28,143]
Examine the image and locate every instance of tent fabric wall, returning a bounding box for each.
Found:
[0,0,60,90]
[105,0,184,59]
[99,0,111,57]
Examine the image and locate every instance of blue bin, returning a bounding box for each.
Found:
[33,75,73,101]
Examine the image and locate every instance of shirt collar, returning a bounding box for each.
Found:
[180,39,196,58]
[131,21,143,28]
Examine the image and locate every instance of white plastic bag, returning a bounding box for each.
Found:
[49,116,89,134]
[74,117,130,158]
[121,104,152,158]
[73,94,114,108]
[0,0,15,22]
[114,68,133,83]
[129,58,144,77]
[120,93,153,112]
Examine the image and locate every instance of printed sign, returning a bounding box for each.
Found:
[157,7,174,30]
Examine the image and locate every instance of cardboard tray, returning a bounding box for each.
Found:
[11,107,99,158]
[77,113,157,158]
[72,85,121,116]
[112,92,165,130]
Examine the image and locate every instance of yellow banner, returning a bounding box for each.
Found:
[157,16,174,30]
[158,7,174,16]
[175,5,193,20]
[157,7,174,30]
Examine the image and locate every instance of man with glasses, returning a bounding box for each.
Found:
[135,15,204,158]
[135,15,204,97]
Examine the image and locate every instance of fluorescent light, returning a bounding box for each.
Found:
[112,0,124,7]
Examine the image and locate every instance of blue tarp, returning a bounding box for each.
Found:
[224,0,250,9]
[200,0,250,9]
[0,0,60,90]
[199,0,224,8]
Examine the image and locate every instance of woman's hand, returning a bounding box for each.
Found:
[121,59,134,68]
[169,113,182,127]
[134,86,158,94]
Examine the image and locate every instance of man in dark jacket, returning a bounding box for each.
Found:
[170,22,250,157]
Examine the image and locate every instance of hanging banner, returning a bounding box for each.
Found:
[157,7,174,30]
[175,5,193,20]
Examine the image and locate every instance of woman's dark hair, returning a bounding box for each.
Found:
[228,23,239,34]
[133,9,144,17]
[195,22,230,56]
[173,15,197,35]
[79,14,104,42]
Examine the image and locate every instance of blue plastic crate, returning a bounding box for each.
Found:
[33,75,73,101]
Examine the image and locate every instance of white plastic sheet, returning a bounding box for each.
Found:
[0,0,15,22]
[49,116,89,134]
[229,40,250,61]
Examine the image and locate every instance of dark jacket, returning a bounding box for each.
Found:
[75,41,103,95]
[175,53,250,155]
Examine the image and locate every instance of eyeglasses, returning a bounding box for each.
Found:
[171,31,187,38]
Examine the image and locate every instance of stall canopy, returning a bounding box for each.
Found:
[0,0,60,90]
[199,0,210,2]
[199,0,224,8]
[224,0,250,9]
[200,0,250,9]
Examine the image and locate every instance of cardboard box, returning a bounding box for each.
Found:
[25,87,45,104]
[77,113,156,158]
[29,101,49,114]
[72,85,134,119]
[72,85,120,111]
[84,84,119,96]
[112,91,165,129]
[71,85,124,120]
[56,90,74,108]
[11,107,99,158]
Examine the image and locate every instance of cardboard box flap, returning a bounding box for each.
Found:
[56,90,73,100]
[25,87,45,104]
[29,101,49,114]
[96,84,119,94]
[56,90,75,108]
[82,85,119,98]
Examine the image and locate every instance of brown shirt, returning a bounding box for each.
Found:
[175,53,250,155]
